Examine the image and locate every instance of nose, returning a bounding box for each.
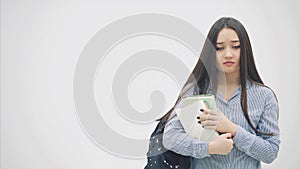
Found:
[224,47,233,58]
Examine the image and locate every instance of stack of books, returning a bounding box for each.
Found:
[176,94,219,141]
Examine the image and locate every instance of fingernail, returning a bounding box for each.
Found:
[196,116,200,119]
[200,109,204,112]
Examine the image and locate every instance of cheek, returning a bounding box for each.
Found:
[215,56,223,70]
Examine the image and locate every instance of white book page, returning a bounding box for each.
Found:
[176,101,219,141]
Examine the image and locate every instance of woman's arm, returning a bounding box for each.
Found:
[163,83,212,158]
[162,112,211,158]
[163,83,233,158]
[199,88,280,163]
[232,90,280,163]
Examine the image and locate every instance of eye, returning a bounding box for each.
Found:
[216,46,224,51]
[233,45,240,49]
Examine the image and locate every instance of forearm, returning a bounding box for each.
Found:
[163,116,211,159]
[233,126,280,164]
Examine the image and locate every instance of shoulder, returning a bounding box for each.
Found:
[180,82,198,98]
[249,82,278,103]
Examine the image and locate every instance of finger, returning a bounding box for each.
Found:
[208,110,219,116]
[201,109,220,117]
[200,108,210,114]
[202,120,218,127]
[220,133,232,139]
[199,114,218,122]
[199,115,206,122]
[226,133,232,139]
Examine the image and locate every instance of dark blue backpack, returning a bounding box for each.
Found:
[144,116,190,169]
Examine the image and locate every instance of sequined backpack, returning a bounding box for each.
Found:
[144,116,190,169]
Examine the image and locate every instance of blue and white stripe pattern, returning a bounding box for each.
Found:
[163,81,280,169]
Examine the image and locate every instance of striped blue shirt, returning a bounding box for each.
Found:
[163,81,280,169]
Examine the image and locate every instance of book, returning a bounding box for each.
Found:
[175,95,219,141]
[181,94,217,111]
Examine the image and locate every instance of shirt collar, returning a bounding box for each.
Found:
[206,80,252,95]
[213,80,253,103]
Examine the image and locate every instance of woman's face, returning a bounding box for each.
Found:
[215,28,241,76]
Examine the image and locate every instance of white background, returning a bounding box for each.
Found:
[2,0,300,168]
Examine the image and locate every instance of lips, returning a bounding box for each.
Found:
[223,61,235,66]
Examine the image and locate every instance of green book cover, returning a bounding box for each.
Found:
[181,94,217,111]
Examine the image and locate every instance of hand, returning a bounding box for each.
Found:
[208,133,233,155]
[198,109,238,136]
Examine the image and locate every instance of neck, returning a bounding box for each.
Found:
[217,71,240,89]
[217,72,241,102]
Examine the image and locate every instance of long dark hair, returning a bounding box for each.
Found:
[159,17,274,135]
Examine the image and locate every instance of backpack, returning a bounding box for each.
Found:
[144,116,190,169]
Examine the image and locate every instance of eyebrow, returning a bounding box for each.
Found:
[216,40,240,44]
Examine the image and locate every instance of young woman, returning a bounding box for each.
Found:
[161,17,280,169]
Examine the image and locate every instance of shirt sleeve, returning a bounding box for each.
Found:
[162,83,211,159]
[233,89,280,164]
